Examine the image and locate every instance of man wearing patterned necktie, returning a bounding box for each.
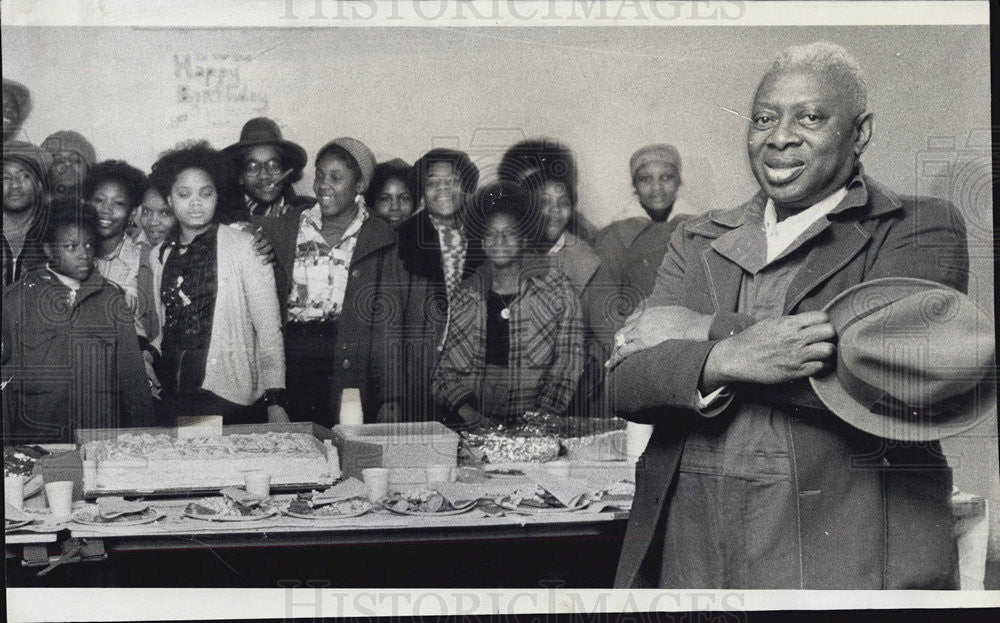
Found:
[388,148,481,423]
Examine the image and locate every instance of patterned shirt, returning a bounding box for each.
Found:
[429,214,467,298]
[287,203,368,322]
[96,234,141,306]
[159,224,219,393]
[245,194,289,218]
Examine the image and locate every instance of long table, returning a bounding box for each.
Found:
[6,464,634,587]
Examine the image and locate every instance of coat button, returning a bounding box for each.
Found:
[351,269,361,279]
[342,359,351,369]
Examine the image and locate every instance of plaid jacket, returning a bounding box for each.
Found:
[432,257,585,420]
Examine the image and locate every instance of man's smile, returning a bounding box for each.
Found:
[762,157,806,185]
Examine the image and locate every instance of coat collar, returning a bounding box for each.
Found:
[352,212,397,261]
[397,210,444,278]
[460,255,559,300]
[696,169,901,315]
[397,210,482,279]
[31,267,108,306]
[691,169,900,237]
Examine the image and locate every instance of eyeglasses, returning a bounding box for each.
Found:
[242,159,284,177]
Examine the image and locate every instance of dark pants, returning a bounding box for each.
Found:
[285,321,339,425]
[156,390,261,425]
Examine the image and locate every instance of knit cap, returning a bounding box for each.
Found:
[629,143,681,180]
[41,130,97,167]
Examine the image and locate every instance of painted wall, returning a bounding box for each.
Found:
[4,23,995,554]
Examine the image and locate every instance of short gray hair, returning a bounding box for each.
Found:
[762,42,868,117]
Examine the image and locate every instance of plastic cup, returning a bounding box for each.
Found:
[244,471,271,499]
[425,464,452,484]
[339,388,364,426]
[546,459,571,479]
[44,481,74,517]
[626,422,654,463]
[5,475,25,511]
[362,468,390,501]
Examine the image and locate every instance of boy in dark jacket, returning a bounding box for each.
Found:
[2,208,154,444]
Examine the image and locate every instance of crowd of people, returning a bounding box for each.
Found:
[3,39,993,591]
[2,74,688,443]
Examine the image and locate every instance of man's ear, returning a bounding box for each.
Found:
[854,112,874,158]
[42,243,53,259]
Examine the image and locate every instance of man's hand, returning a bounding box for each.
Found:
[701,311,836,392]
[267,405,290,423]
[251,227,276,265]
[142,350,161,399]
[607,305,713,369]
[231,222,276,265]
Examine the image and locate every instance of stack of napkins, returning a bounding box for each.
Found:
[526,474,595,508]
[313,477,368,504]
[430,482,525,506]
[95,496,150,519]
[5,502,31,523]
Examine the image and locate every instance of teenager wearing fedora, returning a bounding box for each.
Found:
[281,137,399,425]
[608,42,973,589]
[223,117,317,321]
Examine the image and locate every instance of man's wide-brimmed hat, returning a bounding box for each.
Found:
[222,117,307,172]
[810,277,996,442]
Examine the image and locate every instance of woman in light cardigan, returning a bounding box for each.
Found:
[146,141,288,424]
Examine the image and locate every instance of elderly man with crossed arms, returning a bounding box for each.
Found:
[608,42,970,589]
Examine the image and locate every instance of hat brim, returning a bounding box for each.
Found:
[222,139,308,173]
[809,277,997,441]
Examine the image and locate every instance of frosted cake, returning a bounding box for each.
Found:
[82,432,337,493]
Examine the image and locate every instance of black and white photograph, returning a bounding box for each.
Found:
[2,0,997,620]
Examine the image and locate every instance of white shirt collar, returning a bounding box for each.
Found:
[302,200,368,245]
[763,186,849,263]
[547,232,567,255]
[46,264,82,293]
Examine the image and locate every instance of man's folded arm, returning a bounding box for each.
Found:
[607,338,733,421]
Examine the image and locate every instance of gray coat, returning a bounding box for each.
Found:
[610,174,967,589]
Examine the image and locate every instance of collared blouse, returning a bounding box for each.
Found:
[287,202,368,322]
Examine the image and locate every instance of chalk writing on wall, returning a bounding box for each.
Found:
[171,52,268,127]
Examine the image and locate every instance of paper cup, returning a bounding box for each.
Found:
[546,459,571,479]
[5,475,25,511]
[626,422,654,463]
[339,388,364,426]
[425,464,452,484]
[362,467,390,501]
[244,471,271,499]
[44,481,74,517]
